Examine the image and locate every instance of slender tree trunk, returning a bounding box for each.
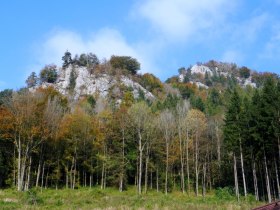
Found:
[179,128,185,194]
[138,130,143,194]
[104,166,107,189]
[96,159,99,186]
[239,139,247,197]
[17,135,22,191]
[150,170,153,189]
[253,159,259,201]
[216,123,221,168]
[260,163,265,200]
[13,146,16,187]
[264,153,272,203]
[186,129,190,195]
[70,157,74,189]
[65,165,69,189]
[36,162,41,188]
[56,157,60,190]
[278,136,280,164]
[156,167,159,193]
[101,142,106,190]
[73,143,77,189]
[275,160,280,199]
[41,162,45,191]
[20,152,27,191]
[271,171,276,200]
[195,132,199,197]
[101,161,105,190]
[119,129,125,192]
[165,141,169,195]
[36,144,43,188]
[135,156,138,187]
[144,152,149,194]
[233,153,240,202]
[90,173,92,188]
[202,162,206,198]
[45,166,49,189]
[25,156,32,191]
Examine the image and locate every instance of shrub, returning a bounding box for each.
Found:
[110,56,140,75]
[39,65,58,83]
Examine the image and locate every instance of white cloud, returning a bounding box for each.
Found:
[32,28,161,75]
[135,0,236,41]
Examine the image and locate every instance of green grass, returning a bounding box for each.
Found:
[0,186,263,210]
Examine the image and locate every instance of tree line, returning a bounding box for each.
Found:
[0,68,280,202]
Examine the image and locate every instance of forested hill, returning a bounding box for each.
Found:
[0,51,280,204]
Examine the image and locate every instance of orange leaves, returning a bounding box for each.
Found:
[0,106,14,140]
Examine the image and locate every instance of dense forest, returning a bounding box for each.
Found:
[0,52,280,204]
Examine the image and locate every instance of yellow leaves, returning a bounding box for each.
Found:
[58,106,106,150]
[30,126,41,137]
[187,109,207,134]
[122,91,134,107]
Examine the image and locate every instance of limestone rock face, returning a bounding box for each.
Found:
[177,63,256,89]
[36,65,155,100]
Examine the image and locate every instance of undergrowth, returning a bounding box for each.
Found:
[0,186,263,210]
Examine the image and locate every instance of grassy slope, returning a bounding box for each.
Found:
[0,187,263,210]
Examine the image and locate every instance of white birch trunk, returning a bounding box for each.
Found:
[234,153,240,202]
[165,140,169,195]
[252,159,259,201]
[138,129,143,194]
[239,140,247,197]
[264,153,272,203]
[275,160,280,199]
[178,127,185,194]
[195,132,199,196]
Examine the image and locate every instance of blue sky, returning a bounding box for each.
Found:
[1,0,280,90]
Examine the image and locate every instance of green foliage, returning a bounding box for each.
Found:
[165,76,179,83]
[110,55,140,75]
[68,68,77,91]
[25,72,38,88]
[190,95,205,112]
[24,189,43,205]
[206,88,223,115]
[137,88,145,102]
[162,94,180,110]
[122,91,134,107]
[239,66,250,79]
[62,51,72,68]
[215,187,235,200]
[87,53,99,67]
[141,73,163,93]
[178,67,186,75]
[78,53,88,66]
[0,187,262,209]
[87,95,96,109]
[205,72,212,86]
[223,89,242,151]
[174,83,195,99]
[75,53,99,67]
[0,89,13,105]
[39,65,58,83]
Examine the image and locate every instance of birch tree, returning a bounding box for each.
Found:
[187,109,206,196]
[176,100,190,194]
[158,109,175,195]
[128,102,151,194]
